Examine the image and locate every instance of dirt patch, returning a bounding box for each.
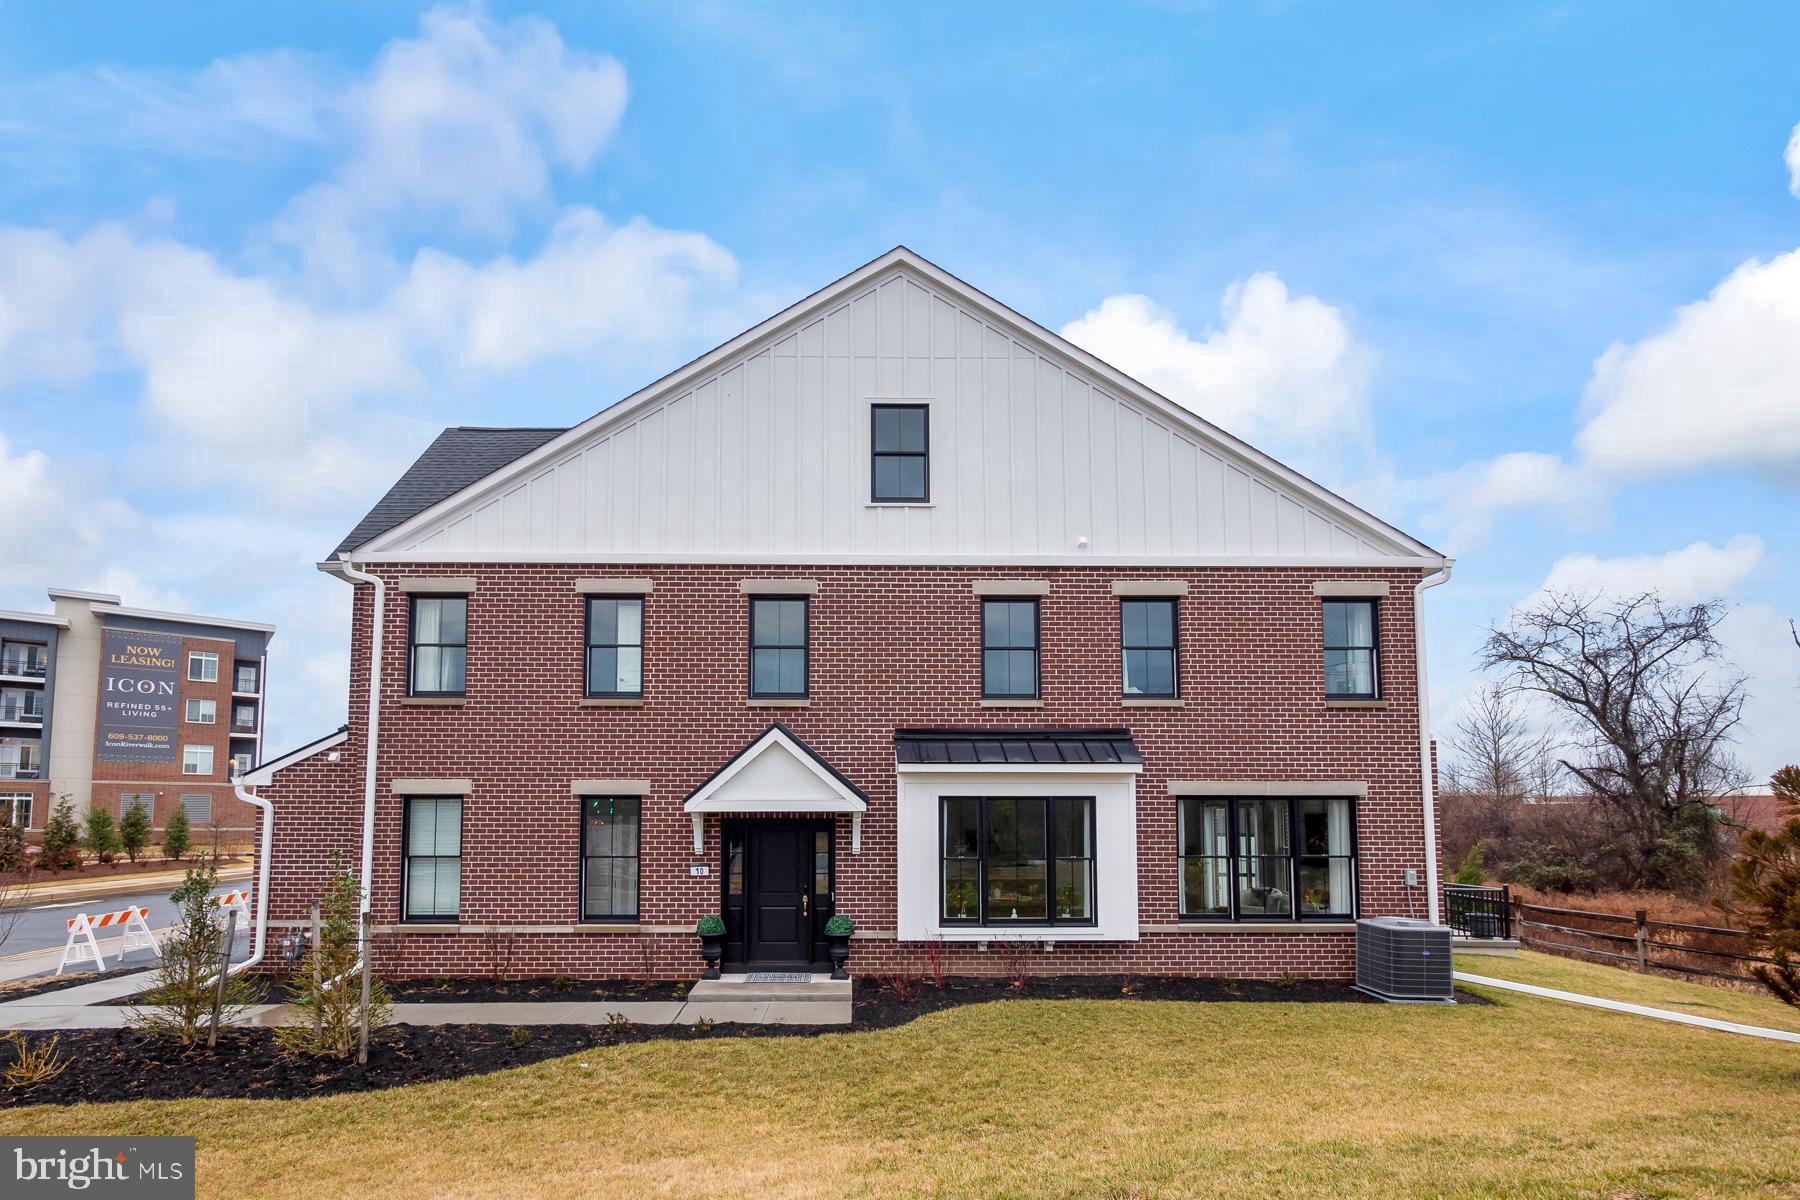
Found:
[7,974,1460,1107]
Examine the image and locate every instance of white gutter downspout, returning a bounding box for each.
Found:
[226,782,272,975]
[336,555,385,919]
[1414,559,1454,926]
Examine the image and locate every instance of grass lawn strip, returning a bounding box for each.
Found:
[1454,949,1800,1035]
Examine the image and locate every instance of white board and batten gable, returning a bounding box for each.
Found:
[682,724,870,854]
[349,247,1441,567]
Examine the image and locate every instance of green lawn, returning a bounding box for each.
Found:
[5,958,1797,1199]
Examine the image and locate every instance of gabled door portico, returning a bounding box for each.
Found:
[684,723,868,971]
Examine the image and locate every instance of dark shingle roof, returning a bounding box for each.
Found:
[894,728,1142,767]
[331,427,567,558]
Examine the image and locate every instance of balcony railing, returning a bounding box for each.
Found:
[0,702,44,722]
[231,721,258,734]
[0,658,47,678]
[0,763,41,780]
[234,672,260,693]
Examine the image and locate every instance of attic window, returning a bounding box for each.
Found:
[871,404,929,503]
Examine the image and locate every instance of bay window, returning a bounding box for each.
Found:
[940,796,1094,925]
[1179,796,1356,920]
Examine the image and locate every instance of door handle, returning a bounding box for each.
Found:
[801,893,810,917]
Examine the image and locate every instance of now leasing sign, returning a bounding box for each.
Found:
[95,629,181,764]
[3,1137,194,1197]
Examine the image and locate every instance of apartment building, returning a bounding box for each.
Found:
[0,588,274,835]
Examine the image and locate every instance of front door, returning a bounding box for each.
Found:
[723,820,833,970]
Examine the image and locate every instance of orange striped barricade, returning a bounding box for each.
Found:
[57,906,160,975]
[212,889,250,922]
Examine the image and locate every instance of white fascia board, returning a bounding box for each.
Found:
[684,796,866,814]
[682,725,868,814]
[354,247,1439,560]
[895,763,1143,776]
[239,728,348,787]
[0,609,70,628]
[344,551,1449,569]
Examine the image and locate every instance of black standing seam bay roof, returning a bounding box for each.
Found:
[894,729,1142,767]
[331,426,568,558]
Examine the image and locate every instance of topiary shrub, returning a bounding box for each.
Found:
[695,915,725,937]
[824,914,854,936]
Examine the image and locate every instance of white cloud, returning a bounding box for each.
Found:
[1415,451,1603,551]
[0,435,139,581]
[271,6,629,286]
[1061,274,1374,451]
[1526,535,1764,608]
[1574,247,1800,477]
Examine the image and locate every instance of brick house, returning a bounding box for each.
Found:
[247,247,1453,980]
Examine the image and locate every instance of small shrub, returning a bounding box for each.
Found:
[161,804,191,862]
[509,1026,532,1049]
[824,914,854,937]
[0,817,28,874]
[1219,975,1241,997]
[2,1032,68,1089]
[129,861,258,1045]
[277,852,392,1059]
[691,1016,714,1033]
[695,915,725,937]
[1452,842,1487,886]
[995,941,1031,989]
[551,974,573,992]
[919,936,947,989]
[1276,971,1301,990]
[39,800,82,871]
[83,806,120,864]
[603,1012,631,1037]
[876,974,923,1003]
[118,799,151,864]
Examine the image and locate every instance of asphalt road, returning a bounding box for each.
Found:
[4,883,252,974]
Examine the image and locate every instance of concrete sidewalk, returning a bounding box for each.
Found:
[1454,970,1800,1044]
[0,972,853,1030]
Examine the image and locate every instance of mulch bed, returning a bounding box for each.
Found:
[1,856,248,888]
[386,977,695,1003]
[4,974,1478,1107]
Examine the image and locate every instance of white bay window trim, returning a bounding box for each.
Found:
[894,764,1140,943]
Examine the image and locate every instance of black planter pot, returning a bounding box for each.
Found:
[827,932,851,980]
[699,932,724,980]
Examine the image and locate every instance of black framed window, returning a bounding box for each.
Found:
[1322,599,1378,699]
[871,403,929,502]
[981,599,1039,698]
[1179,796,1356,921]
[585,597,644,698]
[408,595,468,697]
[1121,598,1178,697]
[403,796,461,921]
[581,795,640,920]
[939,796,1094,926]
[749,596,808,698]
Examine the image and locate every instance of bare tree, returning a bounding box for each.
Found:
[1442,682,1562,831]
[1480,591,1747,893]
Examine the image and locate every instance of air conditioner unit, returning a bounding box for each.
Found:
[1355,917,1455,1004]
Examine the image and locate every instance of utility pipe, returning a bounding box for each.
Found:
[336,555,385,918]
[1413,559,1454,926]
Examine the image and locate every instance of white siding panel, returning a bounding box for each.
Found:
[385,267,1416,561]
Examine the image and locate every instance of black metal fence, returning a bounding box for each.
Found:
[1445,883,1514,940]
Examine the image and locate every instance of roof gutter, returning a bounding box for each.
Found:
[1413,560,1454,925]
[226,781,272,976]
[336,555,384,918]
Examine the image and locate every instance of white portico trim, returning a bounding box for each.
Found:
[681,723,869,854]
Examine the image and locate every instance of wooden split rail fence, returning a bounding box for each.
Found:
[1512,899,1776,984]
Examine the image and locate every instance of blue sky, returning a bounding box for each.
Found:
[0,3,1795,776]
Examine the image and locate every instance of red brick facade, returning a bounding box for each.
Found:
[259,561,1437,981]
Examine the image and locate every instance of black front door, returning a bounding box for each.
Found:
[723,820,833,970]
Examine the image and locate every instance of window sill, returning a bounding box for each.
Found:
[747,698,811,708]
[575,922,642,933]
[580,698,645,707]
[980,698,1044,708]
[392,922,461,933]
[1143,922,1358,934]
[865,502,934,509]
[1121,697,1183,708]
[1324,699,1388,709]
[401,696,466,707]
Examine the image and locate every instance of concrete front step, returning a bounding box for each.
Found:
[687,974,852,1004]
